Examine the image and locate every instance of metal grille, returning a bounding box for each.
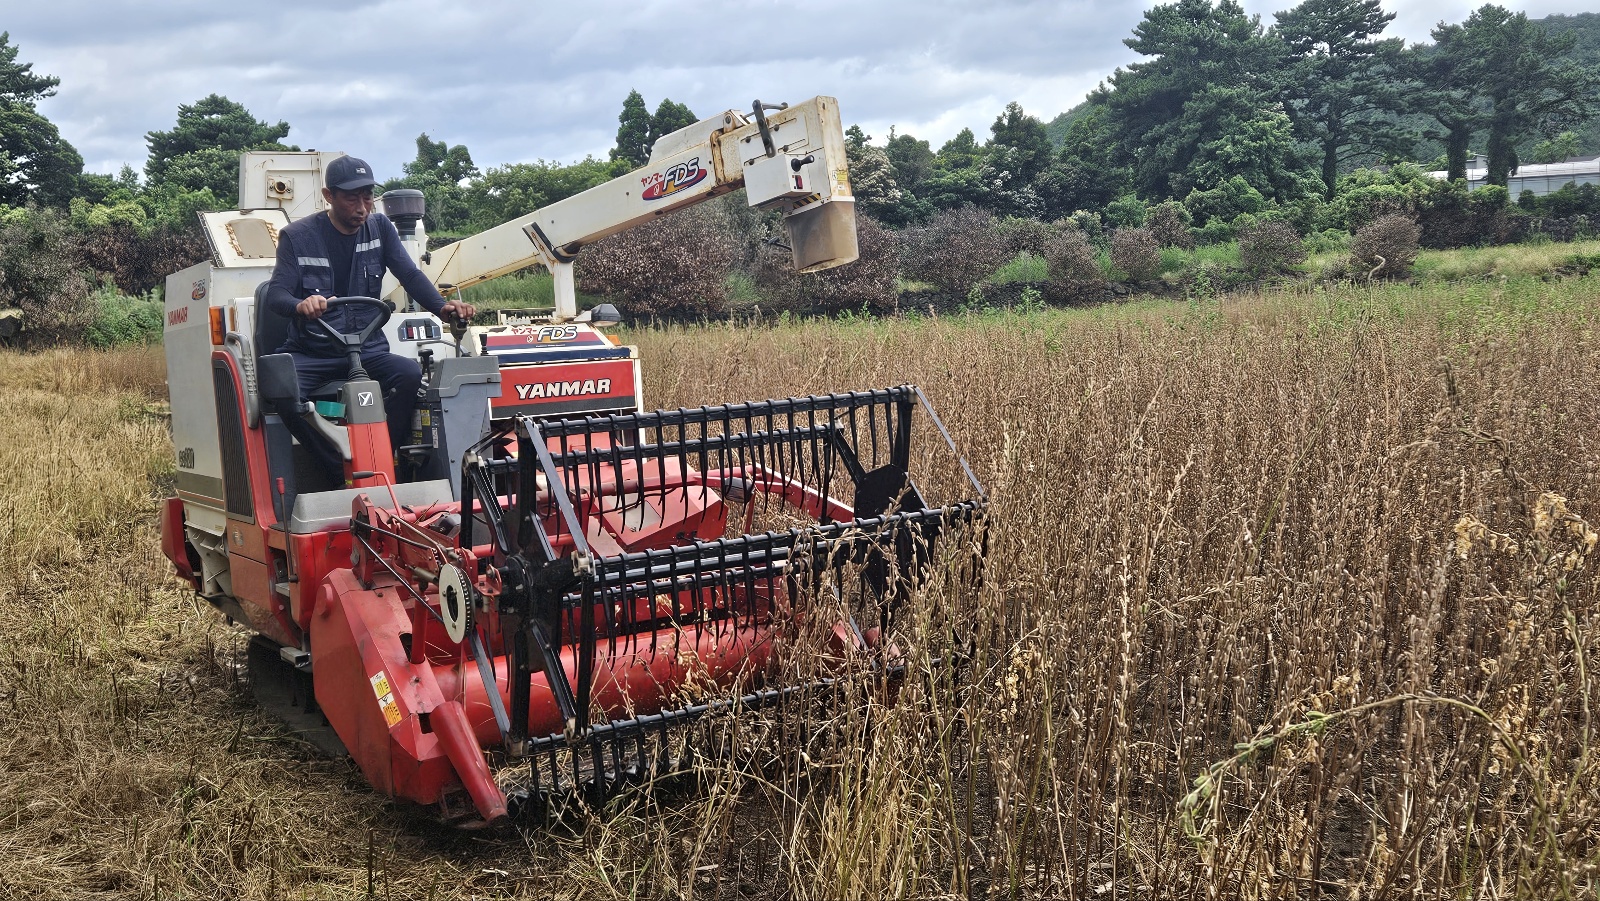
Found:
[462,386,984,779]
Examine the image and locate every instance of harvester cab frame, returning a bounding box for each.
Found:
[158,96,987,825]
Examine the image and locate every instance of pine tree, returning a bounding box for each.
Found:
[646,99,698,157]
[0,31,58,110]
[1099,0,1287,199]
[610,90,652,168]
[1272,0,1412,200]
[1434,5,1600,187]
[144,95,295,203]
[0,32,81,206]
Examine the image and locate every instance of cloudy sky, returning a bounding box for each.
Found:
[9,1,1595,181]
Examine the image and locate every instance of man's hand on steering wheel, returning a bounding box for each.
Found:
[301,296,394,372]
[297,294,330,319]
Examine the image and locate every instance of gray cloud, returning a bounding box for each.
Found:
[10,1,1594,181]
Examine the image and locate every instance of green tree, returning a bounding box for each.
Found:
[1099,0,1285,199]
[465,157,624,231]
[384,133,478,234]
[884,128,935,195]
[1532,130,1581,163]
[1034,157,1124,220]
[1037,103,1130,219]
[1183,174,1267,226]
[646,99,697,156]
[0,33,82,207]
[968,102,1055,218]
[610,89,652,168]
[933,128,983,171]
[1406,34,1481,182]
[144,94,295,202]
[0,107,84,207]
[987,101,1055,184]
[135,182,222,231]
[77,165,140,207]
[0,31,58,108]
[845,140,909,224]
[1272,0,1412,200]
[1183,91,1315,200]
[844,124,870,154]
[919,129,991,211]
[403,133,477,185]
[842,126,922,224]
[1436,5,1600,187]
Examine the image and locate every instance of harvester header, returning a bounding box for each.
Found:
[158,95,985,825]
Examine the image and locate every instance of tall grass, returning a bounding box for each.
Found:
[1160,241,1240,275]
[460,270,557,318]
[460,269,606,319]
[1410,237,1600,281]
[2,277,1598,898]
[989,251,1050,284]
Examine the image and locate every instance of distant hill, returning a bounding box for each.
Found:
[1538,12,1600,66]
[1045,101,1093,149]
[1534,13,1600,158]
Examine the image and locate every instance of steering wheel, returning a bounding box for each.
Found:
[304,296,393,380]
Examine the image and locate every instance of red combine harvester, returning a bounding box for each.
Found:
[158,97,985,824]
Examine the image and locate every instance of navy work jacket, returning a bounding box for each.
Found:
[265,211,448,354]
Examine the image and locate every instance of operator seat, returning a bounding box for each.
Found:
[252,281,346,399]
[251,281,352,505]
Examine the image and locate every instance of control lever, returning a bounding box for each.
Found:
[750,100,789,159]
[447,309,469,354]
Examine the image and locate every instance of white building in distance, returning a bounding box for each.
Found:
[1429,155,1600,196]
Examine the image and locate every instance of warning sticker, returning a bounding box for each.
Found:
[379,695,402,727]
[370,672,403,727]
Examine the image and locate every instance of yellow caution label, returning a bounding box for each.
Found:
[419,410,431,427]
[379,694,403,727]
[370,671,403,727]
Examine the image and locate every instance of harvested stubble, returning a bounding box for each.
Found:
[1,277,1598,900]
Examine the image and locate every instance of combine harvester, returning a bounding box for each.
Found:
[158,97,986,825]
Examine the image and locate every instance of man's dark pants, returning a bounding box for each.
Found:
[283,348,422,476]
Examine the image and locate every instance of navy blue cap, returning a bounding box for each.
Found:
[326,155,377,191]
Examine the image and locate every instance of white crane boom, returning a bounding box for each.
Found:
[419,96,857,319]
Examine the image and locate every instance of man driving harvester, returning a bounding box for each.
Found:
[264,154,475,470]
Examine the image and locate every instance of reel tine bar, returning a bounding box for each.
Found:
[463,386,984,765]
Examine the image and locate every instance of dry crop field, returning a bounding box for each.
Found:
[1,276,1598,900]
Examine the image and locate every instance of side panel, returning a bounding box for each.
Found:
[168,263,276,537]
[226,553,297,648]
[166,262,226,536]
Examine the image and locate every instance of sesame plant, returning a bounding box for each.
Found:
[2,272,1598,899]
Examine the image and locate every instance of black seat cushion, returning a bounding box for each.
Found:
[255,282,346,399]
[253,280,288,362]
